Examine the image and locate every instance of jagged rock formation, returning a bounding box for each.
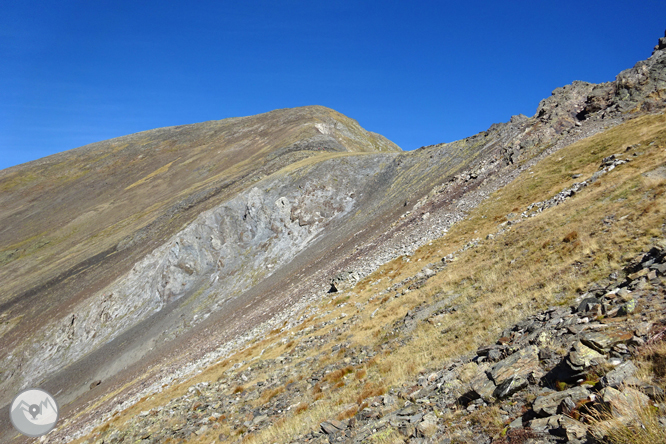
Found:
[1,30,666,444]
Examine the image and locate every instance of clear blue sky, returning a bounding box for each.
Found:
[1,1,664,170]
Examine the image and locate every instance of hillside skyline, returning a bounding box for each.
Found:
[2,1,665,170]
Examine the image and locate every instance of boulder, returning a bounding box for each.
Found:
[558,415,588,441]
[567,341,605,372]
[600,387,650,418]
[416,412,438,437]
[600,360,638,388]
[488,346,540,387]
[533,386,590,417]
[470,371,496,403]
[529,414,562,433]
[320,419,346,435]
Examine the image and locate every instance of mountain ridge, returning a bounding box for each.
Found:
[2,31,666,444]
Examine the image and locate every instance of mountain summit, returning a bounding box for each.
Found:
[2,32,666,444]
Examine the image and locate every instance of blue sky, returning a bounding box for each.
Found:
[1,1,664,170]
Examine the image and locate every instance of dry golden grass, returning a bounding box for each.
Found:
[325,365,354,383]
[587,338,666,444]
[294,403,308,415]
[336,405,358,420]
[356,382,387,405]
[587,389,666,444]
[258,385,284,404]
[639,340,666,384]
[467,405,505,437]
[79,113,666,444]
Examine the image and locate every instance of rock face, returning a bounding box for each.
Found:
[1,30,666,441]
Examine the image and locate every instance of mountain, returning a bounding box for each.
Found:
[2,32,666,444]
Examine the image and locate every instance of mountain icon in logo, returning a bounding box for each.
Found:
[10,388,59,437]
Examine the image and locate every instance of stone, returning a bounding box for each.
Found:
[252,414,268,425]
[576,297,601,313]
[409,385,435,402]
[383,395,397,407]
[616,287,632,298]
[601,387,650,417]
[617,299,637,316]
[170,418,187,431]
[416,412,438,437]
[533,386,590,417]
[600,360,638,388]
[628,269,649,281]
[539,348,556,361]
[329,271,360,293]
[396,404,419,417]
[650,263,666,275]
[529,415,562,433]
[398,424,416,438]
[558,415,587,440]
[488,349,502,362]
[567,341,605,371]
[320,420,346,435]
[559,396,577,415]
[580,330,632,354]
[658,36,666,50]
[194,425,208,436]
[488,346,540,387]
[493,375,528,399]
[641,385,665,400]
[408,413,424,424]
[470,371,496,403]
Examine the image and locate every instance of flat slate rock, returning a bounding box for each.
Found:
[533,386,590,417]
[320,419,346,435]
[601,360,638,388]
[488,345,540,386]
[470,371,496,403]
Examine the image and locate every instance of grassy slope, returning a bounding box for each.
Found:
[0,106,399,366]
[73,112,666,443]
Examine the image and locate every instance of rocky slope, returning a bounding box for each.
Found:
[2,31,666,444]
[78,240,666,444]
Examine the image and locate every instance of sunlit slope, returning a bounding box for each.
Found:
[75,111,666,444]
[0,105,399,369]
